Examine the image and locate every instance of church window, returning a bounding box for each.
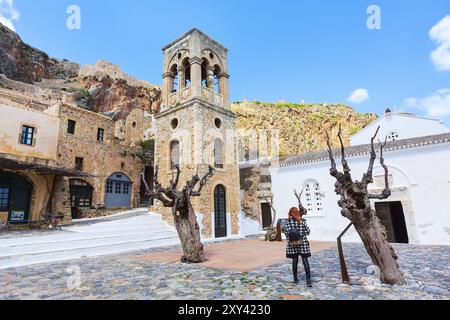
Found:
[386,131,400,142]
[214,139,224,169]
[213,65,221,94]
[303,180,324,215]
[170,140,180,169]
[215,118,222,129]
[170,64,178,93]
[182,58,191,88]
[171,118,179,130]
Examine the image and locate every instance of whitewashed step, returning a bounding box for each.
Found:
[0,236,181,270]
[0,230,178,257]
[0,211,181,270]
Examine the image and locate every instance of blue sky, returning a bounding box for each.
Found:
[2,0,450,124]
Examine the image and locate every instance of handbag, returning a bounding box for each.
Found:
[287,229,303,245]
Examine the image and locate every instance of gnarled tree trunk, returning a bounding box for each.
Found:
[326,125,405,285]
[354,215,404,284]
[142,165,215,263]
[174,202,205,263]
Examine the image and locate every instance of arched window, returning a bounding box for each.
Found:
[214,138,223,168]
[201,58,211,88]
[303,180,324,215]
[214,184,227,238]
[213,65,222,94]
[170,140,180,169]
[170,64,178,93]
[182,58,191,88]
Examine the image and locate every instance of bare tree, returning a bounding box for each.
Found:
[294,188,307,215]
[141,165,215,263]
[326,125,405,285]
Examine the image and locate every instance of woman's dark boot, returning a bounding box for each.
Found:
[293,257,299,284]
[302,257,312,287]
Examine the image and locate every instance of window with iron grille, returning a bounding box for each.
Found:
[97,128,104,141]
[75,157,84,171]
[20,125,35,146]
[0,187,10,211]
[67,119,76,134]
[303,180,324,215]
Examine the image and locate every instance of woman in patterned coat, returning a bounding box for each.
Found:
[284,207,312,286]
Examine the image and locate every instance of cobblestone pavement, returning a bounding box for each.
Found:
[0,242,448,300]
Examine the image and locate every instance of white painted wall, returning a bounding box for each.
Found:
[270,143,450,245]
[0,103,60,160]
[350,113,449,146]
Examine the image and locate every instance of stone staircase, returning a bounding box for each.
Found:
[0,209,180,270]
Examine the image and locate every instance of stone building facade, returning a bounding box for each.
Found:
[0,91,91,226]
[47,102,147,219]
[154,29,241,239]
[0,86,151,226]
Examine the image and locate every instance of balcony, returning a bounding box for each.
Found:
[202,87,223,107]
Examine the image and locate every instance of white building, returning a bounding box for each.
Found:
[270,110,450,245]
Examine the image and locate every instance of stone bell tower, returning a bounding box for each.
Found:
[155,29,240,239]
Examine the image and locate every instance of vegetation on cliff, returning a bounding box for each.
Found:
[231,101,378,156]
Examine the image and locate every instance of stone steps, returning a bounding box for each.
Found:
[0,211,180,270]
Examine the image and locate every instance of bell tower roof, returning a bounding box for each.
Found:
[161,28,230,110]
[162,28,228,53]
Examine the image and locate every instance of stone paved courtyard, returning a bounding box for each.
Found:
[0,240,449,300]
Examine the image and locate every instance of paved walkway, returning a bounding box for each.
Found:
[131,240,335,272]
[0,240,448,300]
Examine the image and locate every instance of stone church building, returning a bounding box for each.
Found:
[154,29,241,239]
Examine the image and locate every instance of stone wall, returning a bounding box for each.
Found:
[155,100,241,238]
[55,103,144,219]
[239,161,274,227]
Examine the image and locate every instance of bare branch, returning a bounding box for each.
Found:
[170,165,181,188]
[326,132,339,177]
[368,138,391,199]
[192,166,215,197]
[337,124,351,179]
[363,126,381,184]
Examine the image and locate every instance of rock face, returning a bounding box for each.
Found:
[232,101,377,157]
[0,23,79,83]
[78,74,161,119]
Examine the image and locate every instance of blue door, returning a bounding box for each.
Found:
[105,173,132,208]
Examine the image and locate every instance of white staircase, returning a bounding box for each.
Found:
[0,210,180,270]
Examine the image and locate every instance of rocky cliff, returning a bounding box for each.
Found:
[0,23,79,83]
[232,101,377,156]
[0,23,161,119]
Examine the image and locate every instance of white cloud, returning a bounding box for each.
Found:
[403,89,450,118]
[347,88,370,104]
[430,15,450,71]
[0,0,20,32]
